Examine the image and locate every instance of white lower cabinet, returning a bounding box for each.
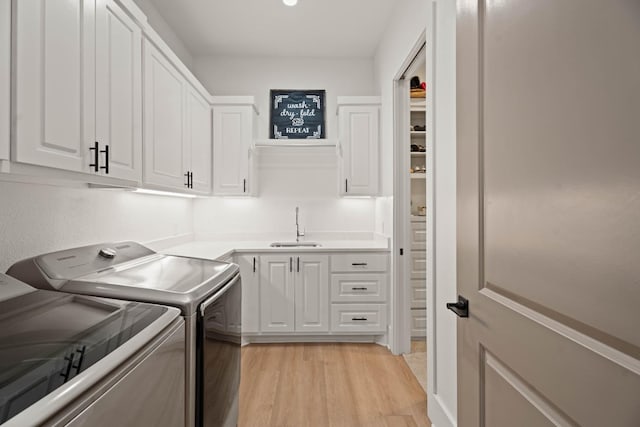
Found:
[236,254,260,334]
[330,304,387,333]
[259,254,329,333]
[330,253,389,334]
[241,251,389,340]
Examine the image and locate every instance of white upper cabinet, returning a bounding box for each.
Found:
[95,0,142,181]
[143,39,213,194]
[143,39,188,190]
[13,0,143,180]
[337,97,380,197]
[14,0,95,172]
[0,0,10,161]
[212,97,257,196]
[185,86,212,194]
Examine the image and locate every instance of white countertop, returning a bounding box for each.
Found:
[163,237,389,261]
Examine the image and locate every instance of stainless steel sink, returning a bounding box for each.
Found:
[269,242,321,248]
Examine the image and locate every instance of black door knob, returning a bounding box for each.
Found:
[446,296,469,317]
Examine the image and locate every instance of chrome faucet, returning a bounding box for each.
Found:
[295,206,305,242]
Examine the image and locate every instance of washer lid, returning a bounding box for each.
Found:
[0,289,173,425]
[65,254,238,314]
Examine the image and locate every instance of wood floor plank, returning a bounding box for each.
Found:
[239,343,432,427]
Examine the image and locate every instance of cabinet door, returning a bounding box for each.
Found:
[259,255,295,332]
[14,0,95,172]
[186,86,212,194]
[212,106,250,195]
[95,0,142,181]
[143,39,188,190]
[339,105,379,196]
[294,255,329,332]
[236,254,260,334]
[0,0,9,161]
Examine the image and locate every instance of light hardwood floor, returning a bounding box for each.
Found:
[239,343,432,427]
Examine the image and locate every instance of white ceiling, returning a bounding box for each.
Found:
[146,0,398,58]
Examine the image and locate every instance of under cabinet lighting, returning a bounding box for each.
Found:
[133,188,198,198]
[283,0,297,6]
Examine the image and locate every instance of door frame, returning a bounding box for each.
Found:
[390,1,458,426]
[392,32,426,355]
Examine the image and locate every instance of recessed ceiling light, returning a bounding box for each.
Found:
[283,0,297,6]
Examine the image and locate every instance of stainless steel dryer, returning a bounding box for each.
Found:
[7,242,242,427]
[0,273,185,426]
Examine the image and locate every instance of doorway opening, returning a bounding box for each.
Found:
[392,35,427,386]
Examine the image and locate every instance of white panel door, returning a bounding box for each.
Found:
[259,255,295,333]
[236,254,260,334]
[212,106,250,195]
[143,39,187,190]
[14,0,95,172]
[0,0,9,160]
[339,105,379,196]
[457,0,640,425]
[294,255,329,332]
[185,86,212,194]
[95,0,142,181]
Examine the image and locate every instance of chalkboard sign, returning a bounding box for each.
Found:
[270,90,326,139]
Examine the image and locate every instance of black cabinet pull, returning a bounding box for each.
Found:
[100,145,109,174]
[351,287,367,290]
[446,296,469,318]
[289,257,293,272]
[89,141,99,172]
[352,262,368,266]
[352,317,367,321]
[345,179,348,193]
[189,172,194,189]
[253,256,256,273]
[184,172,190,187]
[243,179,247,193]
[297,256,300,272]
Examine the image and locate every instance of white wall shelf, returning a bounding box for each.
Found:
[253,139,337,148]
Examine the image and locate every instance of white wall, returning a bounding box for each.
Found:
[133,0,195,70]
[194,150,376,237]
[192,56,378,236]
[373,0,428,198]
[194,56,376,141]
[0,180,193,272]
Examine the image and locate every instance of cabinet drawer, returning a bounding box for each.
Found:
[411,279,426,308]
[331,304,387,333]
[411,221,426,250]
[411,308,427,337]
[410,251,426,279]
[331,253,388,273]
[331,273,387,303]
